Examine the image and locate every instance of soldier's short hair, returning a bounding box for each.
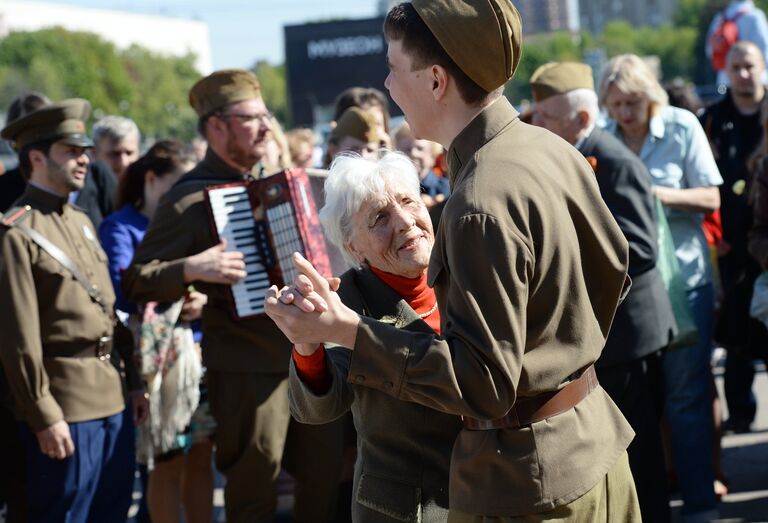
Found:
[383,3,498,106]
[92,115,140,147]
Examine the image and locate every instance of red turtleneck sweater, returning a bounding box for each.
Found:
[292,267,440,393]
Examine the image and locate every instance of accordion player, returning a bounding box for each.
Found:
[204,168,332,319]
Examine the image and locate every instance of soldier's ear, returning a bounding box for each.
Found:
[431,65,449,101]
[577,110,591,127]
[28,149,47,171]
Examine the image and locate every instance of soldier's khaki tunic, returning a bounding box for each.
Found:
[123,149,342,523]
[347,97,636,516]
[0,184,123,431]
[123,150,291,372]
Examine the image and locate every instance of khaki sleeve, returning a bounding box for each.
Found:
[0,231,64,431]
[288,347,354,425]
[122,199,192,303]
[349,213,532,419]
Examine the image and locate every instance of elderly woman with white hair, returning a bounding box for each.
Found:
[287,151,461,522]
[598,53,723,522]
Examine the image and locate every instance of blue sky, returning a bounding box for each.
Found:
[39,0,382,68]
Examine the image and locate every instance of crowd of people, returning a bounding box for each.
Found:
[1,1,767,523]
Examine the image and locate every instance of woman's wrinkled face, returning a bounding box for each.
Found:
[604,84,651,137]
[347,186,434,278]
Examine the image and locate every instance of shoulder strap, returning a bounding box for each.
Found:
[172,176,229,190]
[1,205,33,227]
[5,217,109,314]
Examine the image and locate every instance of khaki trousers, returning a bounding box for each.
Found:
[447,451,641,523]
[208,371,344,523]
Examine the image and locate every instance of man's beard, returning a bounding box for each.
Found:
[47,156,84,192]
[225,129,265,171]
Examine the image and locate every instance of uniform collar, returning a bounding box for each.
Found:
[447,96,519,188]
[201,147,251,181]
[24,182,69,213]
[352,267,435,333]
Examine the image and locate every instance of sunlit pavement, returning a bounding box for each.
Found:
[670,360,768,523]
[125,362,768,523]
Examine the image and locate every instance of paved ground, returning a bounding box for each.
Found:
[123,361,768,523]
[670,361,768,523]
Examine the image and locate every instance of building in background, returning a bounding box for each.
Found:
[0,1,212,74]
[284,17,401,129]
[516,0,581,34]
[379,0,581,34]
[580,0,679,34]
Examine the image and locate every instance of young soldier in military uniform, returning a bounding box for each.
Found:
[530,61,677,522]
[0,99,145,522]
[266,2,641,521]
[123,69,343,523]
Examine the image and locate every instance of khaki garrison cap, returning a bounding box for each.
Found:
[189,69,261,117]
[1,99,92,150]
[530,62,595,101]
[411,0,523,92]
[331,107,381,144]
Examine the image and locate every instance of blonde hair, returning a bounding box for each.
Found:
[597,54,669,110]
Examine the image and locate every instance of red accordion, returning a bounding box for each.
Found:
[204,169,331,319]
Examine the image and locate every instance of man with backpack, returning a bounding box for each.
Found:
[707,0,768,86]
[702,41,768,437]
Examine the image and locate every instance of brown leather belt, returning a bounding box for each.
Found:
[44,336,113,361]
[463,365,598,430]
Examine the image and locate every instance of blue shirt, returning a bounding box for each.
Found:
[420,170,451,200]
[98,204,149,315]
[604,106,723,290]
[707,0,768,85]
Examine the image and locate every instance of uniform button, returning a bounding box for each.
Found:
[383,381,393,391]
[354,375,366,383]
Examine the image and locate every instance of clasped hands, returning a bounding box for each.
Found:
[265,253,359,351]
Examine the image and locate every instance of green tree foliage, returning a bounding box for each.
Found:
[505,12,699,103]
[0,28,201,141]
[252,60,289,125]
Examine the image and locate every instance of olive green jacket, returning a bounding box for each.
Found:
[347,97,635,515]
[123,149,291,373]
[289,267,462,522]
[0,184,124,431]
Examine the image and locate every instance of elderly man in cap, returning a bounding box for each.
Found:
[530,61,677,522]
[0,99,144,522]
[266,1,641,521]
[123,69,343,523]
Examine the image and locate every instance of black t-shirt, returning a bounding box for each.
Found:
[702,92,763,278]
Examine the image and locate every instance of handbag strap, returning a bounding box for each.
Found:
[5,214,109,315]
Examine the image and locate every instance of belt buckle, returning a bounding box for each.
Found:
[96,336,111,361]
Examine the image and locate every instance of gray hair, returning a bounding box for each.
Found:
[92,115,140,146]
[319,150,421,267]
[563,88,600,123]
